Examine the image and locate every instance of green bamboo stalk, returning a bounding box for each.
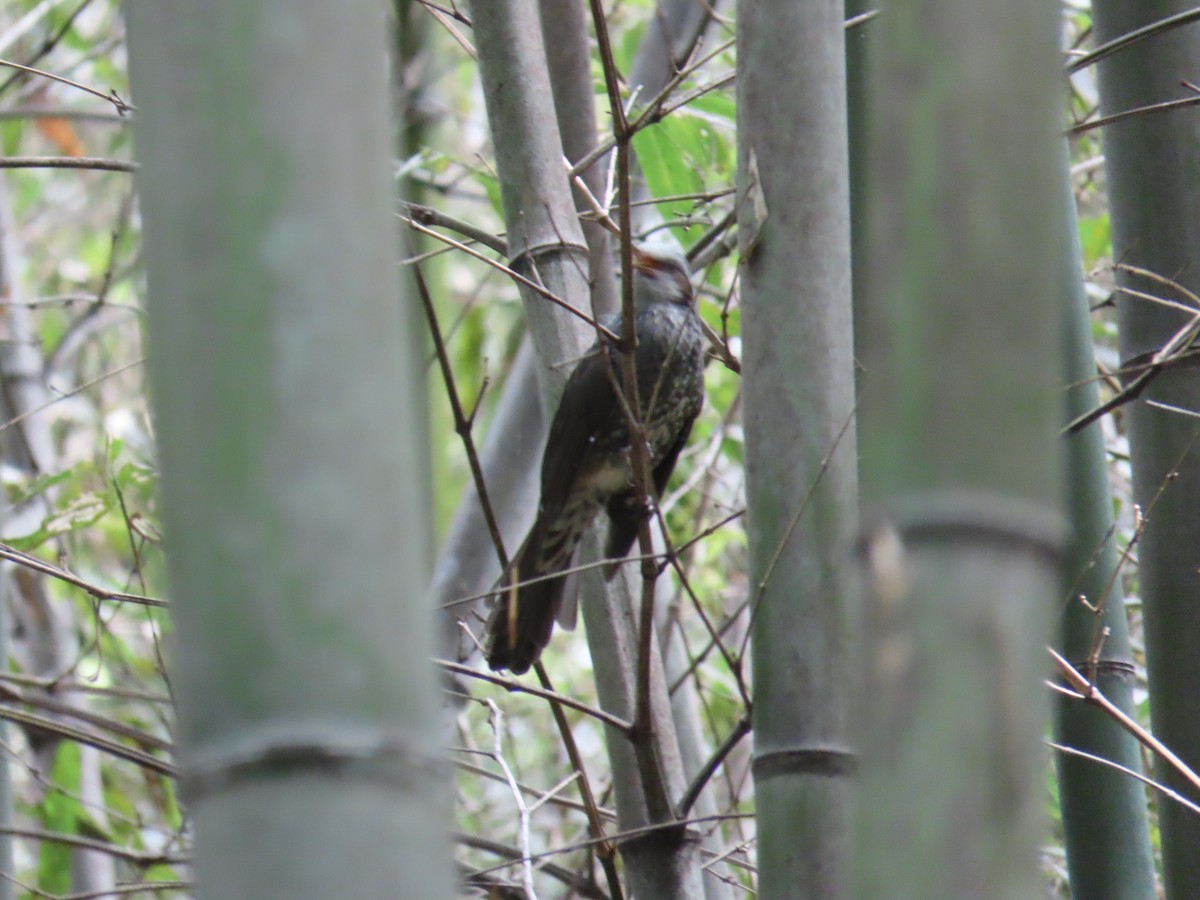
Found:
[1054,142,1157,897]
[737,0,858,895]
[127,2,451,896]
[854,0,1064,894]
[1089,3,1200,895]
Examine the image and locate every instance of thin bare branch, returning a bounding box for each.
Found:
[0,155,135,172]
[1050,648,1200,797]
[0,57,133,113]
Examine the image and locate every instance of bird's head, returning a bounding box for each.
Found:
[632,243,693,309]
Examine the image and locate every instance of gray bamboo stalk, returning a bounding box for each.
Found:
[844,0,870,307]
[737,0,858,895]
[854,0,1064,894]
[584,559,705,899]
[1089,4,1200,894]
[539,0,619,319]
[472,3,705,896]
[1055,143,1157,898]
[126,2,451,897]
[471,0,593,386]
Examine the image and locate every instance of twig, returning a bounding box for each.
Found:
[1047,740,1200,817]
[1049,647,1200,797]
[700,838,757,878]
[407,218,618,341]
[486,701,537,898]
[650,501,749,709]
[0,108,127,124]
[419,0,476,58]
[435,659,634,736]
[0,155,135,171]
[1066,91,1200,138]
[0,670,169,705]
[401,201,507,255]
[572,11,873,181]
[413,0,470,25]
[46,187,137,377]
[455,832,607,898]
[525,770,582,815]
[1065,265,1200,433]
[0,57,133,114]
[677,714,751,818]
[534,664,624,900]
[1066,7,1200,74]
[0,0,98,96]
[412,254,510,576]
[1148,398,1200,418]
[563,158,621,238]
[439,550,672,611]
[0,542,166,609]
[470,811,753,880]
[0,681,171,752]
[0,703,173,777]
[46,880,190,899]
[669,594,751,695]
[450,755,614,820]
[0,825,184,866]
[1067,433,1187,666]
[0,356,144,435]
[0,292,140,311]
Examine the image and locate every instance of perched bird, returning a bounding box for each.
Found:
[484,244,707,674]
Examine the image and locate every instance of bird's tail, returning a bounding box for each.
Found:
[484,524,569,675]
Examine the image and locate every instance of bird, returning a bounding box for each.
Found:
[483,243,707,675]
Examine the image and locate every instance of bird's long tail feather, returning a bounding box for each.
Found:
[483,523,569,675]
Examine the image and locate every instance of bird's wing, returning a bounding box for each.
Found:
[602,411,696,564]
[651,419,694,498]
[537,341,623,519]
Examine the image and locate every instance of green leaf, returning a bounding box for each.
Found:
[159,771,184,831]
[5,468,73,507]
[143,863,180,883]
[106,437,127,465]
[634,119,702,199]
[33,493,109,544]
[616,20,647,75]
[631,108,734,245]
[1078,213,1111,266]
[39,742,83,895]
[688,91,737,125]
[480,173,503,219]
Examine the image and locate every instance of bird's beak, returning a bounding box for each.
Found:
[631,246,657,273]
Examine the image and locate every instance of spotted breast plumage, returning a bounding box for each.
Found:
[484,244,706,674]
